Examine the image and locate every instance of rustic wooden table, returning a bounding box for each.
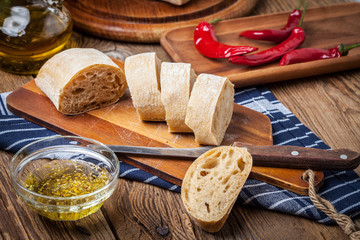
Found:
[1,0,359,239]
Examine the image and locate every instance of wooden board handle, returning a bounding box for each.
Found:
[233,142,360,170]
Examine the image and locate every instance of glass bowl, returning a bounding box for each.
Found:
[10,135,119,221]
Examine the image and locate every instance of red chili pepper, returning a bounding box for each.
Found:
[239,0,303,43]
[230,0,308,67]
[229,27,305,66]
[194,21,258,58]
[280,43,360,66]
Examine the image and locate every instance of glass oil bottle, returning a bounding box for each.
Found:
[0,0,73,75]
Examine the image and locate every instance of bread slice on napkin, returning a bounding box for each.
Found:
[181,146,253,233]
[124,52,165,121]
[185,74,234,145]
[160,62,196,132]
[35,48,127,115]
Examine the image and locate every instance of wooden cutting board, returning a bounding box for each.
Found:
[160,3,360,87]
[63,0,258,43]
[6,61,323,195]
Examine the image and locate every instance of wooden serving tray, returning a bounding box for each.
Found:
[160,2,360,87]
[63,0,258,43]
[7,77,323,195]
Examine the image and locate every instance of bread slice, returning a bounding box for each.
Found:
[160,62,196,132]
[181,146,253,233]
[35,48,127,115]
[185,74,234,145]
[124,52,165,121]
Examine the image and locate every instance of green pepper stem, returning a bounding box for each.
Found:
[209,19,223,25]
[298,0,308,27]
[297,0,303,10]
[338,43,360,56]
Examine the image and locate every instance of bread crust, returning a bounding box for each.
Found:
[185,74,234,145]
[35,48,127,115]
[181,146,253,233]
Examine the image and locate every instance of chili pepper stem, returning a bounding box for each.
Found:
[297,0,303,10]
[339,43,360,56]
[298,0,308,27]
[209,19,222,25]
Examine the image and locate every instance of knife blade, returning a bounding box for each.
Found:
[89,144,215,159]
[88,142,360,170]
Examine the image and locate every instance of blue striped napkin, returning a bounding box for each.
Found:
[1,88,359,225]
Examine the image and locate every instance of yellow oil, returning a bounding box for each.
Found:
[25,160,110,221]
[0,2,72,74]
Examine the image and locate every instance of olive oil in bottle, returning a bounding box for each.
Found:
[0,0,72,74]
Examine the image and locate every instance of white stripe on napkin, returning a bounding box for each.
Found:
[269,196,308,209]
[168,185,179,191]
[243,182,267,189]
[272,126,300,136]
[0,118,24,122]
[120,168,140,177]
[244,189,288,204]
[319,178,360,196]
[0,92,12,115]
[277,135,309,146]
[5,137,47,151]
[144,176,158,183]
[332,188,360,204]
[323,171,347,181]
[0,128,46,136]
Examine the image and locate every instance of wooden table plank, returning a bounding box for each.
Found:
[0,0,358,239]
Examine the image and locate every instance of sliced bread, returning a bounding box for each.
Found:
[160,62,196,132]
[185,74,234,145]
[181,146,253,233]
[124,52,165,121]
[35,48,127,115]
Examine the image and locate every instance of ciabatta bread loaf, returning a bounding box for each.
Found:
[185,74,234,145]
[124,52,165,121]
[181,146,253,233]
[35,48,127,115]
[160,62,196,132]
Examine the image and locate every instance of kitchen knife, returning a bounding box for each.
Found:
[89,142,360,170]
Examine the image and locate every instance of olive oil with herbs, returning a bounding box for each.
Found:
[25,159,110,221]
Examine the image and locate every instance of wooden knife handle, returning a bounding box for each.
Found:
[232,142,360,170]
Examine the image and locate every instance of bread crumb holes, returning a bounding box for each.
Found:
[205,202,210,213]
[237,158,245,171]
[72,88,85,94]
[201,158,218,169]
[221,175,230,184]
[200,171,208,177]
